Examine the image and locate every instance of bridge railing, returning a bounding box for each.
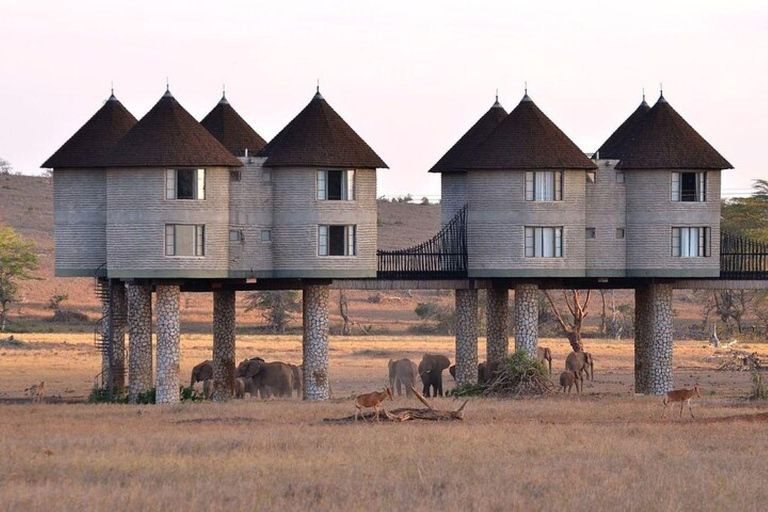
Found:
[721,232,768,279]
[377,205,467,279]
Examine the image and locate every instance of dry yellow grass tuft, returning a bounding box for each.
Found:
[1,333,767,510]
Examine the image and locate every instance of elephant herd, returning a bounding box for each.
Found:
[190,357,302,400]
[388,349,595,398]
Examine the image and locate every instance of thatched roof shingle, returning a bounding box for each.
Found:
[200,94,267,157]
[594,98,650,160]
[456,94,596,170]
[102,90,242,168]
[258,91,387,169]
[42,94,137,169]
[615,95,732,170]
[429,99,507,173]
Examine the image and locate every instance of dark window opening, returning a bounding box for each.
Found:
[327,170,343,200]
[681,172,697,202]
[177,169,196,199]
[329,225,346,255]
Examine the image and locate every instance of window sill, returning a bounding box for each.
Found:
[164,255,206,259]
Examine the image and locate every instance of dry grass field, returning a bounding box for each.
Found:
[2,333,768,511]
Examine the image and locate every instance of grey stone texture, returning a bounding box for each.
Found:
[106,167,231,278]
[634,283,674,395]
[228,157,274,275]
[514,284,539,358]
[455,289,479,387]
[585,160,627,275]
[485,287,509,364]
[302,284,330,400]
[440,172,467,226]
[53,169,107,276]
[212,290,237,401]
[101,281,127,390]
[127,284,153,403]
[155,285,181,404]
[272,167,377,278]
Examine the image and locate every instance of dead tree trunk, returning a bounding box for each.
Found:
[543,290,592,352]
[339,290,351,336]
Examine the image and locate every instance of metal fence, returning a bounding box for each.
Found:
[720,232,768,279]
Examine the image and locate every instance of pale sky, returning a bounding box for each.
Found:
[1,0,765,200]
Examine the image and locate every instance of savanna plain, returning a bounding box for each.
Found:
[1,333,767,511]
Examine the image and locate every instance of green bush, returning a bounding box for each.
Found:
[451,351,551,398]
[88,385,203,404]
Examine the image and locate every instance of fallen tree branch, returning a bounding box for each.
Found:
[323,387,468,423]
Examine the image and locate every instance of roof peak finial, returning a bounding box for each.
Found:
[658,82,667,103]
[521,81,532,102]
[493,88,502,107]
[219,84,229,105]
[314,79,324,100]
[163,77,172,97]
[108,81,116,101]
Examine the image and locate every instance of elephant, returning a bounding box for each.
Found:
[449,361,489,384]
[537,347,553,376]
[190,360,213,388]
[234,377,250,399]
[203,378,214,400]
[565,351,594,382]
[418,354,451,397]
[559,370,582,393]
[289,364,303,398]
[237,359,294,398]
[388,358,419,397]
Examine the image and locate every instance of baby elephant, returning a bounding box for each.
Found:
[559,370,582,394]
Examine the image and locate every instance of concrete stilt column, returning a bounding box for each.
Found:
[212,290,236,402]
[101,282,127,390]
[635,284,674,395]
[127,284,153,403]
[514,284,539,358]
[156,285,181,404]
[455,289,478,387]
[302,285,330,401]
[486,287,509,365]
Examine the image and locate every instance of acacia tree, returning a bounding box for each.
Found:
[0,226,38,331]
[0,157,11,175]
[543,289,592,352]
[243,290,301,333]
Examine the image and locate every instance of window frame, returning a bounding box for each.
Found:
[585,227,596,240]
[615,171,625,184]
[229,229,243,242]
[229,170,242,182]
[317,170,355,201]
[166,168,206,200]
[616,228,625,239]
[524,226,563,258]
[165,224,205,257]
[318,224,357,256]
[260,229,272,243]
[586,171,596,184]
[671,227,711,258]
[671,171,706,202]
[525,171,563,201]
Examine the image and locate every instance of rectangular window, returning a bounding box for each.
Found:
[586,171,596,184]
[671,171,706,202]
[229,170,241,182]
[524,227,563,258]
[229,229,242,242]
[262,170,271,183]
[318,225,356,256]
[616,228,625,239]
[165,224,205,256]
[261,229,271,242]
[672,227,711,257]
[586,228,596,239]
[166,169,205,200]
[525,171,563,201]
[317,170,355,200]
[615,171,625,184]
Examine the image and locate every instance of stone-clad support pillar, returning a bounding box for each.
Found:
[303,285,330,401]
[635,283,674,395]
[514,284,539,358]
[156,285,181,404]
[212,290,236,402]
[486,287,509,365]
[127,284,153,403]
[455,289,479,387]
[101,281,127,390]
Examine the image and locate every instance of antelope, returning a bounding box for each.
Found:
[355,387,393,422]
[662,385,701,419]
[25,381,45,403]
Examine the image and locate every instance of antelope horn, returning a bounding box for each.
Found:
[410,386,434,410]
[456,400,469,413]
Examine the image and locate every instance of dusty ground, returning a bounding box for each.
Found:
[1,333,767,511]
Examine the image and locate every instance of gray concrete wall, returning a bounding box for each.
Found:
[106,167,230,278]
[586,159,627,276]
[440,172,467,226]
[228,157,273,276]
[272,167,377,278]
[53,169,107,276]
[466,170,586,277]
[626,169,721,277]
